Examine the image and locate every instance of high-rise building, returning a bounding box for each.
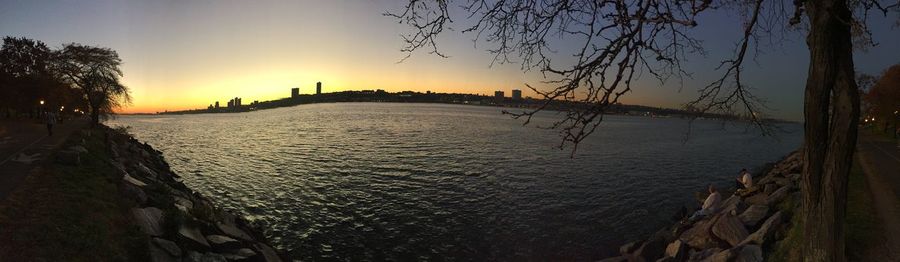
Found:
[316,82,322,95]
[214,101,219,109]
[512,89,522,100]
[228,99,234,108]
[494,91,505,98]
[235,97,242,107]
[291,87,300,98]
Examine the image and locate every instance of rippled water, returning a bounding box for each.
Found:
[109,103,802,261]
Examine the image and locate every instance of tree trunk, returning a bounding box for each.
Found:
[801,0,860,261]
[90,107,100,127]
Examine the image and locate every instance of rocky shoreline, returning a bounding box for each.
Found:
[601,151,804,262]
[60,125,288,261]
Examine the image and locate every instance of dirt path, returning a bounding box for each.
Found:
[856,133,900,260]
[0,118,88,201]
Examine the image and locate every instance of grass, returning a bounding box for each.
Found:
[0,128,149,261]
[845,156,881,261]
[768,157,878,261]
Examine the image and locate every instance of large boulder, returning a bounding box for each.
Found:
[633,235,668,262]
[253,243,283,262]
[121,179,148,205]
[700,248,733,262]
[665,240,688,261]
[720,195,746,215]
[740,211,784,246]
[179,225,210,249]
[738,205,769,227]
[216,222,254,242]
[620,240,643,255]
[766,186,791,206]
[152,237,182,257]
[221,248,257,261]
[149,243,177,262]
[598,256,627,262]
[744,193,768,206]
[185,251,227,262]
[711,213,749,247]
[205,235,241,251]
[679,216,721,250]
[734,245,763,262]
[132,207,165,236]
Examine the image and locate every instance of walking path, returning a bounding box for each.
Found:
[0,118,88,201]
[856,132,900,260]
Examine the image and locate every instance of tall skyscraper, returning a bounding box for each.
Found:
[291,87,300,98]
[214,101,219,108]
[316,82,322,95]
[512,89,522,100]
[494,91,505,98]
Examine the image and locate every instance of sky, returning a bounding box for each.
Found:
[1,0,899,120]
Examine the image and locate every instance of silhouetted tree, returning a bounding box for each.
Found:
[865,64,900,134]
[54,43,130,126]
[389,0,899,260]
[0,37,55,116]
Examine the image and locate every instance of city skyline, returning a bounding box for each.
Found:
[2,0,899,120]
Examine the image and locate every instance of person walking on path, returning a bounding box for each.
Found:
[46,112,56,136]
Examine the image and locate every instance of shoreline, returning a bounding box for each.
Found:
[604,151,803,261]
[103,125,289,261]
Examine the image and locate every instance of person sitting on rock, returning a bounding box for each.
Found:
[735,168,753,189]
[689,185,721,221]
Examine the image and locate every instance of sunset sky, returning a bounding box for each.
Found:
[2,0,899,120]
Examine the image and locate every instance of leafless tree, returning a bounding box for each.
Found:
[388,0,899,260]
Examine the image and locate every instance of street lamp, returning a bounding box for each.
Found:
[39,100,44,105]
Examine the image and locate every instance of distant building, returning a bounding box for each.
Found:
[208,104,213,110]
[512,89,522,100]
[316,82,322,95]
[235,97,242,107]
[494,91,505,98]
[214,101,220,109]
[291,88,300,98]
[228,99,234,108]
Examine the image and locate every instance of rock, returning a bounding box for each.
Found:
[122,179,148,205]
[763,184,777,195]
[656,257,676,262]
[136,162,158,179]
[720,195,745,215]
[740,211,783,246]
[701,248,733,262]
[174,196,194,213]
[689,248,722,261]
[744,193,768,206]
[738,205,769,227]
[254,243,282,262]
[206,235,241,251]
[221,248,257,260]
[766,186,790,206]
[179,225,210,249]
[132,207,164,236]
[152,238,181,257]
[679,215,720,250]
[711,213,749,247]
[772,177,792,188]
[123,173,148,187]
[216,222,254,241]
[149,242,177,262]
[634,235,667,262]
[598,256,628,262]
[665,240,688,261]
[734,245,763,262]
[620,240,643,255]
[185,251,227,262]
